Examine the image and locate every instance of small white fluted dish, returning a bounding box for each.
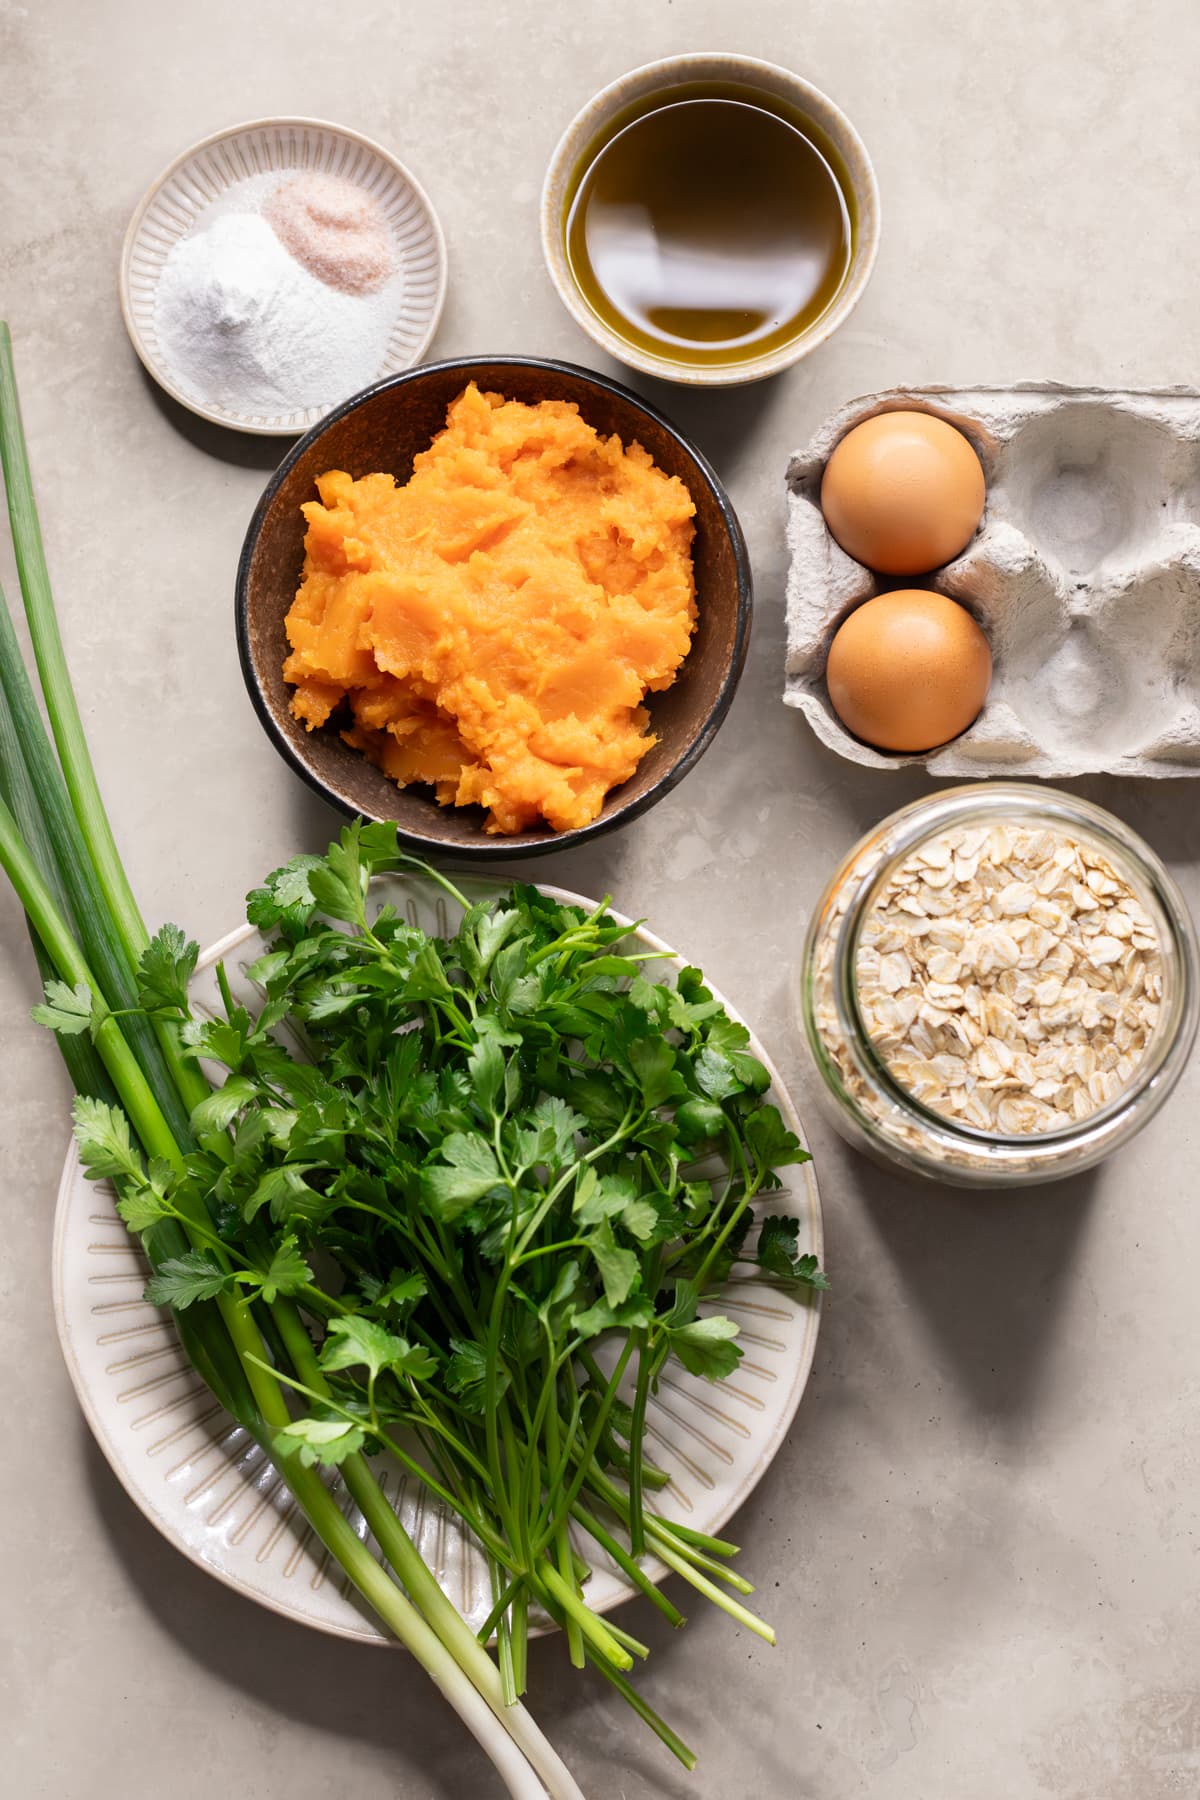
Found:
[120,117,447,435]
[52,877,823,1645]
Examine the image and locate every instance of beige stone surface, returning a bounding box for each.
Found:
[2,2,1199,1795]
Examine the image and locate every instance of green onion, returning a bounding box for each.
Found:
[0,325,583,1800]
[0,325,145,960]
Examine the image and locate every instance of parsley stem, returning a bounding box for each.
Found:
[388,849,472,917]
[531,1379,583,1531]
[601,1618,650,1661]
[583,1466,741,1565]
[511,1584,529,1699]
[478,1568,521,1649]
[625,1332,652,1560]
[585,1653,697,1771]
[644,1538,776,1646]
[297,1281,350,1317]
[569,1500,685,1629]
[544,1379,584,1669]
[408,1400,494,1487]
[531,1334,635,1555]
[243,1354,503,1555]
[488,1558,519,1707]
[648,1517,740,1557]
[675,1130,759,1295]
[656,1539,755,1594]
[539,1564,632,1671]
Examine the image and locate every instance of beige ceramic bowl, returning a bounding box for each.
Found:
[541,53,881,387]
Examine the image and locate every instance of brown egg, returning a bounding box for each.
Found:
[820,410,986,575]
[826,590,992,753]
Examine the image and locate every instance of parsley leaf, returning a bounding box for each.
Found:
[137,923,199,1013]
[32,979,97,1038]
[273,1416,366,1468]
[755,1215,830,1290]
[694,1045,743,1101]
[247,854,325,929]
[629,1036,686,1108]
[467,1035,506,1116]
[571,1292,655,1340]
[446,1337,509,1410]
[190,1075,258,1137]
[144,1250,231,1310]
[242,1163,324,1225]
[537,1259,582,1338]
[585,1218,640,1308]
[619,1192,668,1243]
[320,1315,435,1383]
[658,1278,700,1331]
[667,1313,742,1381]
[519,1096,585,1168]
[420,1132,503,1222]
[574,1169,633,1225]
[744,1103,811,1173]
[363,1269,427,1318]
[241,1233,311,1305]
[307,826,369,925]
[458,904,523,984]
[704,1015,772,1093]
[115,1185,171,1234]
[72,1096,144,1184]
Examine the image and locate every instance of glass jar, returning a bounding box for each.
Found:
[799,784,1198,1187]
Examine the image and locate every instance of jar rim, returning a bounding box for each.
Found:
[813,783,1199,1173]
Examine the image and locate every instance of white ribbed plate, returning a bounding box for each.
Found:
[120,117,447,435]
[53,878,822,1645]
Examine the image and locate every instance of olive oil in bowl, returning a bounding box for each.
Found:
[563,83,855,371]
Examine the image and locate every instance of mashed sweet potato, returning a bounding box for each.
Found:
[282,383,697,834]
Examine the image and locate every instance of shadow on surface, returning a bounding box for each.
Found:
[624,364,791,480]
[856,1158,1100,1425]
[83,1420,700,1798]
[278,764,353,854]
[82,1424,500,1796]
[138,365,292,471]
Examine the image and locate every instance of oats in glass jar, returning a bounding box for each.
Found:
[853,823,1162,1134]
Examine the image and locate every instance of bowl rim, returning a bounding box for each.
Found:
[234,352,753,858]
[119,114,449,437]
[539,52,882,388]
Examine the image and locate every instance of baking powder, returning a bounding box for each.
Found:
[153,195,397,417]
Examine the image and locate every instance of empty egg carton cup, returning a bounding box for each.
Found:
[785,384,1200,776]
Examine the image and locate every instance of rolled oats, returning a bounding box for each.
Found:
[817,823,1163,1139]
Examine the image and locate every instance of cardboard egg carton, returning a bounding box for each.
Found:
[784,384,1200,776]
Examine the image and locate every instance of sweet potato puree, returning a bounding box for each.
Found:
[282,383,698,834]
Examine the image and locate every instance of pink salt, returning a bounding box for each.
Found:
[264,173,393,297]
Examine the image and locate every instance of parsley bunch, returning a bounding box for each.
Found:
[88,820,824,1757]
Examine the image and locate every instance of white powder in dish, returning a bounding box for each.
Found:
[153,208,396,417]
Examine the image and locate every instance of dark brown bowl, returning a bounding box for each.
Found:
[235,356,752,859]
